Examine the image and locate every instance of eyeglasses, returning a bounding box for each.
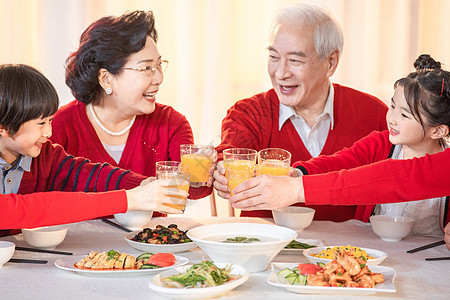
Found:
[122,60,169,76]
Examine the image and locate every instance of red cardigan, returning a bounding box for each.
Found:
[1,190,127,229]
[216,85,388,221]
[295,130,450,226]
[51,101,209,204]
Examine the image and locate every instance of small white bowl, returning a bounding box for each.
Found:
[187,223,297,273]
[21,225,68,250]
[114,210,153,231]
[370,215,414,242]
[272,207,315,231]
[0,241,15,268]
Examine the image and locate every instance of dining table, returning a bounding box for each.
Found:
[0,216,449,299]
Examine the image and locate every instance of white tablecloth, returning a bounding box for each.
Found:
[0,217,449,299]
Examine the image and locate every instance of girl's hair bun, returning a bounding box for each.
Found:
[414,54,441,73]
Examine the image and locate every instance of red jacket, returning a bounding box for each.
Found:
[216,85,388,221]
[51,101,209,204]
[295,130,450,226]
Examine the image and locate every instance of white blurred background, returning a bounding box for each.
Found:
[1,0,449,217]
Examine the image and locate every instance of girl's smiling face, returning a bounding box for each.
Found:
[386,86,429,148]
[0,116,53,164]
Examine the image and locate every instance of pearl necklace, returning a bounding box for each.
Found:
[88,103,136,136]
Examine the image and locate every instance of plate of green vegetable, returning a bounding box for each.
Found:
[148,261,249,299]
[280,238,324,255]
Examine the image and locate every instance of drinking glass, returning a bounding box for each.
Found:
[223,148,257,195]
[180,144,214,187]
[258,148,291,176]
[155,161,190,212]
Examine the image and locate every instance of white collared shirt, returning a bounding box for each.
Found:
[278,83,335,157]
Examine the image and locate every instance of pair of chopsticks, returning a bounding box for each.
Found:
[15,246,72,256]
[407,240,449,261]
[101,218,132,232]
[9,258,48,264]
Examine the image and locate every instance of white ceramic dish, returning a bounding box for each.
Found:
[113,211,153,231]
[303,246,387,266]
[55,254,188,276]
[370,215,414,242]
[148,263,249,299]
[267,263,396,295]
[124,231,197,253]
[272,207,315,231]
[187,223,297,273]
[0,241,15,268]
[21,225,68,250]
[279,238,324,255]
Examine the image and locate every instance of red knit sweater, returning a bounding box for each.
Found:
[2,190,127,229]
[51,101,209,203]
[295,130,450,226]
[216,85,388,221]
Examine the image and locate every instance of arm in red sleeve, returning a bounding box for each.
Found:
[303,148,450,206]
[294,131,392,175]
[1,190,127,229]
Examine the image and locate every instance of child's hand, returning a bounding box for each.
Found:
[126,178,188,214]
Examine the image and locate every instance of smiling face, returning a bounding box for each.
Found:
[267,23,337,113]
[0,116,53,164]
[106,36,163,116]
[386,85,430,149]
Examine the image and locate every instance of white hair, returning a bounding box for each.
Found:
[270,2,344,59]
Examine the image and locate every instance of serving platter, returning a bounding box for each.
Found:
[148,263,249,299]
[55,254,188,276]
[124,231,197,253]
[267,263,396,295]
[303,246,387,265]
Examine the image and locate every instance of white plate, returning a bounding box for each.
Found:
[149,263,249,299]
[55,254,189,276]
[279,238,324,255]
[303,246,387,266]
[124,231,197,253]
[267,263,396,295]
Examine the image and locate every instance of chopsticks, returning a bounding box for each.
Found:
[425,257,450,261]
[9,258,48,264]
[406,240,445,254]
[15,246,72,256]
[101,218,132,232]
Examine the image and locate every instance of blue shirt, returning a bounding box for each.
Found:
[0,155,32,194]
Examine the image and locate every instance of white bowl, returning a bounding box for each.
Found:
[124,231,197,253]
[21,225,68,250]
[148,263,249,299]
[303,246,387,266]
[370,215,414,242]
[272,207,315,231]
[187,223,297,273]
[0,241,15,268]
[114,210,153,231]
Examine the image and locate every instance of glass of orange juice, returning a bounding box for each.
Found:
[180,144,214,188]
[155,161,190,213]
[258,148,291,176]
[223,148,257,195]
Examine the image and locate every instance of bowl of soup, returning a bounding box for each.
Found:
[187,223,297,273]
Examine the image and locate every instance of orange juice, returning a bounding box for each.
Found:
[259,159,290,176]
[225,160,255,196]
[181,153,213,184]
[157,173,190,212]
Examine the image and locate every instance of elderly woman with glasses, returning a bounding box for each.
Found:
[51,11,210,213]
